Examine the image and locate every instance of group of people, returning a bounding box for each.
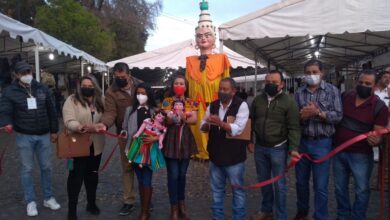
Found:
[1,2,390,219]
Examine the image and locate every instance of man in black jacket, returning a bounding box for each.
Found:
[0,61,60,217]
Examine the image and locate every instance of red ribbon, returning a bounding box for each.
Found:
[97,130,124,172]
[237,128,390,189]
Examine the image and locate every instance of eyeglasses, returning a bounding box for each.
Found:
[195,32,213,39]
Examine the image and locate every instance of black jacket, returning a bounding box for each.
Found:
[0,80,58,135]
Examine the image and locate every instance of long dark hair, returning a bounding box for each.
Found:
[170,75,189,97]
[130,83,157,115]
[74,75,104,113]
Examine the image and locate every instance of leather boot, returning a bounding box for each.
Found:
[170,204,179,220]
[178,200,190,219]
[139,186,152,220]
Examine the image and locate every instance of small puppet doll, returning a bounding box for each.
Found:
[126,111,167,170]
[167,99,192,125]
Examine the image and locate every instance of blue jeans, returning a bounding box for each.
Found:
[165,157,189,204]
[134,165,153,187]
[16,132,53,203]
[333,151,374,220]
[255,144,288,220]
[295,137,332,220]
[210,161,246,220]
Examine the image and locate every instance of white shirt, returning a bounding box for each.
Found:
[200,100,249,136]
[375,88,389,106]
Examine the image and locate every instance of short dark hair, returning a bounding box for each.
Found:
[267,70,284,82]
[304,59,323,71]
[220,77,237,90]
[113,62,130,75]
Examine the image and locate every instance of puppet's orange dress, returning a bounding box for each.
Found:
[185,54,230,160]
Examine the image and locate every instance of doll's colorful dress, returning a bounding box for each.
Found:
[127,118,166,171]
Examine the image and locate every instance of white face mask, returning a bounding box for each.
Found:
[304,74,321,86]
[136,94,148,105]
[20,74,33,84]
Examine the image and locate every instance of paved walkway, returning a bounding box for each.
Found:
[0,129,386,220]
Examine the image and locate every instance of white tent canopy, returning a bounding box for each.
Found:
[0,12,106,73]
[107,39,257,69]
[219,0,390,74]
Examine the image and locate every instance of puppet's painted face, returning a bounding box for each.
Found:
[155,113,165,123]
[173,102,184,111]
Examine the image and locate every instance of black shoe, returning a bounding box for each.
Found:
[86,203,100,215]
[67,213,77,220]
[119,204,135,216]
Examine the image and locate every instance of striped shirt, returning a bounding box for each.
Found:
[295,80,343,137]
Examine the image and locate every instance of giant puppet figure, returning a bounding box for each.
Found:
[186,0,231,160]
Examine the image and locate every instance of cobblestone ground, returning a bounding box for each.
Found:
[0,127,386,220]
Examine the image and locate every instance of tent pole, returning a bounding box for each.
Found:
[219,39,224,53]
[254,54,258,97]
[34,44,40,82]
[102,70,105,96]
[81,60,84,76]
[107,66,110,86]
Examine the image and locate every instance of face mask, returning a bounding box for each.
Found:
[136,94,148,105]
[304,74,321,86]
[115,78,128,88]
[218,91,233,103]
[264,83,279,97]
[20,74,33,84]
[173,86,185,96]
[356,84,372,99]
[81,87,94,97]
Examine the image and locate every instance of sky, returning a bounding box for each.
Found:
[145,0,280,51]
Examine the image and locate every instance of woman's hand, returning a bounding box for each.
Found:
[82,124,97,133]
[142,134,159,144]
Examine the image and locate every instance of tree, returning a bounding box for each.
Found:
[79,0,162,59]
[0,0,45,26]
[35,0,115,61]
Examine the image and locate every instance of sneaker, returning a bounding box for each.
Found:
[43,197,61,210]
[27,201,38,217]
[252,212,273,220]
[119,203,135,216]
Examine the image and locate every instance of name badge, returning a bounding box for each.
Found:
[27,97,37,110]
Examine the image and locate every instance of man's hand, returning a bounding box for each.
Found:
[207,115,222,126]
[247,143,255,153]
[290,150,300,158]
[142,134,159,144]
[300,102,319,120]
[4,124,13,134]
[50,133,58,143]
[94,123,107,132]
[367,132,382,146]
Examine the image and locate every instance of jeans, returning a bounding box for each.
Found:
[16,132,53,203]
[295,137,332,220]
[255,144,288,220]
[134,165,153,187]
[333,151,374,220]
[165,157,189,204]
[210,161,246,220]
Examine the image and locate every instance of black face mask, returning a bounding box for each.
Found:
[264,83,279,97]
[356,84,372,99]
[81,87,95,97]
[115,78,128,88]
[218,91,233,103]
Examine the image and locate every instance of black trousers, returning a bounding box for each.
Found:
[67,145,102,212]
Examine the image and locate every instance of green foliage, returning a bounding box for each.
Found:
[0,0,45,26]
[35,0,114,61]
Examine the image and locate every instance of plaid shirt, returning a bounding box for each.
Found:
[295,80,343,137]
